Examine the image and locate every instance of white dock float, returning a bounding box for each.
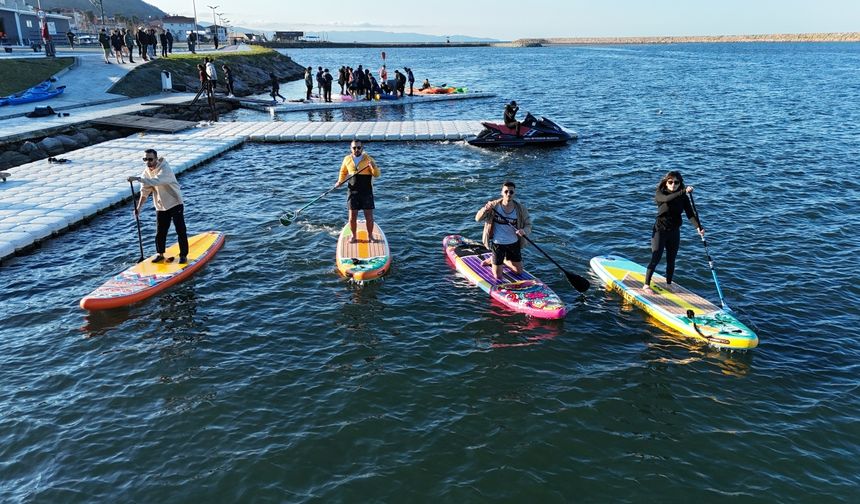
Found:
[240,91,496,114]
[0,120,487,262]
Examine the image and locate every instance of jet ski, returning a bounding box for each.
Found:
[467,112,574,147]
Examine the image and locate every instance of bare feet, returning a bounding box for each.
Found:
[349,237,358,244]
[481,257,492,267]
[642,284,653,293]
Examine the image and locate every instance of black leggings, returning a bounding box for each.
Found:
[645,226,680,286]
[156,204,188,257]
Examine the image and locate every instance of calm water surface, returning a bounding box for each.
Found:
[2,44,859,501]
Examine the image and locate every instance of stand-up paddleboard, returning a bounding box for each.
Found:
[336,220,391,281]
[590,255,758,350]
[80,231,225,311]
[443,234,567,319]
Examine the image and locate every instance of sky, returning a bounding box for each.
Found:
[145,0,860,39]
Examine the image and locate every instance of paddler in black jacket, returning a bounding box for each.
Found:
[643,170,705,291]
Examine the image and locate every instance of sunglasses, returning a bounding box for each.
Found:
[142,157,156,161]
[666,180,679,185]
[351,146,363,151]
[503,190,515,194]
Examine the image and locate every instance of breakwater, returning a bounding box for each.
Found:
[505,32,860,46]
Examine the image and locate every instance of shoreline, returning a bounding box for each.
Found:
[505,32,860,46]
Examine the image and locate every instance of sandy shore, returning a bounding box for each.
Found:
[502,32,860,46]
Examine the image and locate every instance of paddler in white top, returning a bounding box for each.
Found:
[128,149,189,264]
[475,181,532,280]
[334,140,381,243]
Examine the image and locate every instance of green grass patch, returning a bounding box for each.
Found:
[109,46,293,97]
[0,57,74,96]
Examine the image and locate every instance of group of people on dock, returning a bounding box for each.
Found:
[96,27,174,65]
[130,139,703,289]
[299,63,418,103]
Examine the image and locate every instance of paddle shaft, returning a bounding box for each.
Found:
[688,193,730,311]
[491,208,589,292]
[129,181,145,262]
[283,165,370,223]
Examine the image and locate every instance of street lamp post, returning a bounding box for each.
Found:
[207,5,219,45]
[191,0,199,43]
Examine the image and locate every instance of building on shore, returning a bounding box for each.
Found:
[161,15,201,42]
[0,4,71,47]
[272,31,303,42]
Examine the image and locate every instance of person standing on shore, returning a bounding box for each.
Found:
[323,68,333,102]
[222,64,234,97]
[404,67,414,96]
[128,149,189,264]
[316,66,324,97]
[304,66,313,100]
[205,57,217,92]
[188,31,197,54]
[66,30,75,50]
[643,170,704,291]
[97,29,111,64]
[159,30,168,57]
[475,181,532,280]
[166,30,173,53]
[123,29,135,63]
[335,140,381,243]
[136,27,147,61]
[148,28,157,59]
[110,29,125,64]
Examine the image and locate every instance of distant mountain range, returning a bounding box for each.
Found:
[25,0,166,19]
[301,31,498,43]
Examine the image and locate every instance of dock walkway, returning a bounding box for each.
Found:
[0,120,486,261]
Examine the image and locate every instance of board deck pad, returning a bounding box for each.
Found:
[336,220,391,281]
[80,231,225,310]
[443,234,567,319]
[590,254,758,349]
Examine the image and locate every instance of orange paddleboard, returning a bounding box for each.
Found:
[80,231,225,310]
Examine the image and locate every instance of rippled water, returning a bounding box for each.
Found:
[2,44,860,501]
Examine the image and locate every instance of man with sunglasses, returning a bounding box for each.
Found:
[475,181,532,280]
[335,140,381,243]
[128,149,189,264]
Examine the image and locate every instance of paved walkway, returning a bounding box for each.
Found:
[0,45,227,122]
[0,119,487,262]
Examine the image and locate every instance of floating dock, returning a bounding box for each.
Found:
[0,120,487,262]
[239,91,495,114]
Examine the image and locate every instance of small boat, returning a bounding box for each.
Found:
[0,81,66,106]
[468,112,574,148]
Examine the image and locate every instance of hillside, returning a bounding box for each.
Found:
[32,0,166,20]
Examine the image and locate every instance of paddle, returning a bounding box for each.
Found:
[129,180,145,263]
[688,192,730,311]
[492,208,590,293]
[279,165,369,226]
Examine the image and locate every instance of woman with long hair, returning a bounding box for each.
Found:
[643,170,705,291]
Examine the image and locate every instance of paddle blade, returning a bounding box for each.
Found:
[564,270,590,293]
[278,213,294,226]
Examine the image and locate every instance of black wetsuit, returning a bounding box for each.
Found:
[644,187,701,286]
